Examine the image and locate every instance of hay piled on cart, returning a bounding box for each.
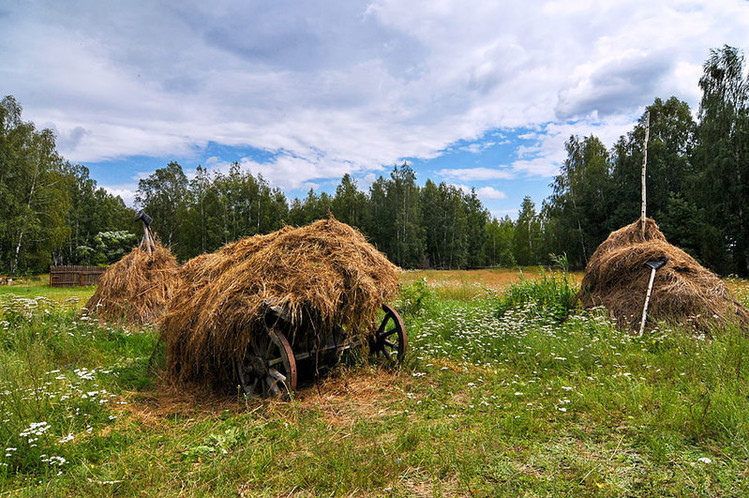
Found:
[576,218,749,332]
[160,218,401,387]
[84,240,181,325]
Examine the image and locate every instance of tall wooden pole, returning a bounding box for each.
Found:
[641,111,650,235]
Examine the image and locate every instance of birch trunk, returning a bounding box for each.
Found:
[641,111,650,235]
[11,164,40,274]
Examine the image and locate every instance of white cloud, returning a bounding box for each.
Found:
[2,0,749,195]
[100,184,137,206]
[452,184,506,199]
[438,167,515,181]
[475,186,507,200]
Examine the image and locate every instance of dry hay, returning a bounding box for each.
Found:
[84,240,181,325]
[576,218,749,333]
[160,217,401,388]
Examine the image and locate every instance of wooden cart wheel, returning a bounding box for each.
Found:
[369,304,407,363]
[236,327,297,398]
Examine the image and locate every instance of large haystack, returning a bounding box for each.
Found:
[576,218,749,332]
[160,218,401,388]
[84,241,181,325]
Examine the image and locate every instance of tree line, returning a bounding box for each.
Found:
[0,95,135,274]
[543,45,749,276]
[1,45,748,276]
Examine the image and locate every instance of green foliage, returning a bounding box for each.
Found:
[513,196,543,266]
[91,231,138,265]
[135,161,188,248]
[378,163,426,268]
[396,278,433,317]
[55,164,135,267]
[692,45,749,275]
[0,96,71,274]
[496,256,578,321]
[483,216,516,267]
[331,173,367,228]
[545,135,612,267]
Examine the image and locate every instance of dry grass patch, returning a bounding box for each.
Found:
[294,368,405,428]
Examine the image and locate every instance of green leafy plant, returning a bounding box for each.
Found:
[496,254,578,321]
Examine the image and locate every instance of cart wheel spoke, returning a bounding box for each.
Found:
[236,327,297,398]
[370,304,407,364]
[268,379,282,397]
[268,368,287,382]
[382,327,398,338]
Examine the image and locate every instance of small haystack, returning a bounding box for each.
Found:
[84,242,180,324]
[85,212,181,325]
[160,218,401,388]
[576,218,749,332]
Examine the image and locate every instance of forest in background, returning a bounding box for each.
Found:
[1,46,748,276]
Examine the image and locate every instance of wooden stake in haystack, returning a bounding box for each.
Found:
[135,210,156,255]
[636,110,665,335]
[640,111,650,236]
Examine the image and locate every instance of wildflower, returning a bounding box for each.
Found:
[697,457,712,464]
[20,422,51,439]
[41,455,67,466]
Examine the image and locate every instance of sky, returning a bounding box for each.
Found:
[2,1,749,219]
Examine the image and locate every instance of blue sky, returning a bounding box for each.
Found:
[3,1,749,219]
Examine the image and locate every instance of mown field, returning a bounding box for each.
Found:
[1,269,749,496]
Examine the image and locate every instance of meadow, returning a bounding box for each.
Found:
[1,269,748,496]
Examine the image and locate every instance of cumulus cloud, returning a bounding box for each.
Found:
[438,167,515,181]
[2,0,749,204]
[452,185,507,200]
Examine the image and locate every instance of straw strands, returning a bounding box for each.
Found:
[576,218,749,333]
[84,241,181,325]
[160,218,401,387]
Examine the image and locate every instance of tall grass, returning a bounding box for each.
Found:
[0,295,155,477]
[495,256,578,321]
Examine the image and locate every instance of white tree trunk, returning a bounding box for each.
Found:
[641,111,650,235]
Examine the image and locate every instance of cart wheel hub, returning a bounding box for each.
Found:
[249,356,267,375]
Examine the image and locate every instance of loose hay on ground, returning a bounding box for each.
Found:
[576,218,749,332]
[84,241,181,325]
[160,218,401,389]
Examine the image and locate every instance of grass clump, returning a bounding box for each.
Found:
[496,256,578,321]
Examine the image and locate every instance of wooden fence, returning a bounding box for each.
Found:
[49,266,108,287]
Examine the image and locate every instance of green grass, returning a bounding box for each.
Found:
[0,275,95,304]
[1,276,749,496]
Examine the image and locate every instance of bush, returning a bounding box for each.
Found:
[397,278,432,317]
[496,255,578,321]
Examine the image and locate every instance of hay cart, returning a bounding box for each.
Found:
[235,303,407,397]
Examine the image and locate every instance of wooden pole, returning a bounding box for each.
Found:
[142,223,154,255]
[638,266,657,336]
[641,111,650,235]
